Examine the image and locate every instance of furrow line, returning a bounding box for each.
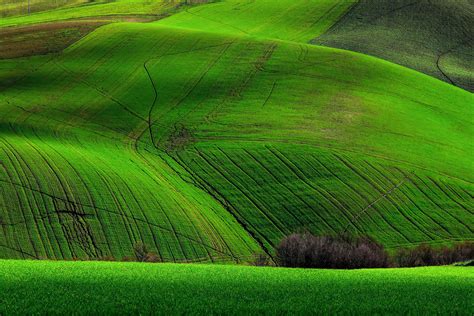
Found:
[0,146,64,259]
[215,148,305,230]
[54,61,148,123]
[161,153,237,261]
[0,139,40,258]
[0,138,57,258]
[311,155,410,241]
[268,147,357,231]
[261,81,276,107]
[1,139,48,255]
[119,176,182,261]
[427,176,474,216]
[196,149,287,240]
[42,143,107,257]
[19,137,94,258]
[334,155,418,239]
[0,154,30,259]
[0,243,38,259]
[179,150,274,259]
[399,169,473,234]
[364,161,448,239]
[131,150,202,261]
[0,177,234,259]
[244,148,337,233]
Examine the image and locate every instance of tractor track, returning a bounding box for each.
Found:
[0,176,236,259]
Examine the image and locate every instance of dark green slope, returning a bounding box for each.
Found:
[313,0,474,92]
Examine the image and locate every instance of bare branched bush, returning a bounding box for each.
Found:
[97,255,116,262]
[276,233,389,269]
[121,256,135,262]
[133,241,149,262]
[145,252,161,263]
[252,252,271,266]
[393,241,474,267]
[131,242,162,263]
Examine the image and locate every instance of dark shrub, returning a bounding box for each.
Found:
[121,256,135,262]
[133,241,149,262]
[394,241,474,267]
[276,233,389,269]
[98,255,116,262]
[276,233,312,268]
[145,252,161,263]
[252,252,271,266]
[452,241,474,261]
[131,242,162,263]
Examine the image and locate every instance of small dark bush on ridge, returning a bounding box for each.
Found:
[251,252,271,266]
[276,233,389,269]
[133,242,161,263]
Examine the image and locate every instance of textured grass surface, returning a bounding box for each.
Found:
[0,0,192,27]
[0,1,473,261]
[1,260,473,315]
[0,21,106,59]
[157,0,356,42]
[0,0,88,18]
[313,0,474,91]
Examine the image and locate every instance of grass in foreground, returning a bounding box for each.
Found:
[0,260,473,315]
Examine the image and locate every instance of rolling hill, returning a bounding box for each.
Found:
[0,0,472,262]
[313,0,474,92]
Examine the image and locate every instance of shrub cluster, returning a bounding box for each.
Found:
[276,233,474,269]
[276,233,389,269]
[131,242,160,263]
[393,242,474,267]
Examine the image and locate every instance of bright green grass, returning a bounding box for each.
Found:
[0,260,473,315]
[0,1,473,261]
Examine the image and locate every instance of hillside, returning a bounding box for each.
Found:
[0,0,185,25]
[313,0,474,92]
[0,0,473,261]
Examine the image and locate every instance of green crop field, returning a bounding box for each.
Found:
[0,0,187,25]
[1,260,473,314]
[314,0,474,92]
[0,0,473,266]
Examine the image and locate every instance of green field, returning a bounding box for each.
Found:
[0,0,188,25]
[1,0,473,263]
[314,0,474,91]
[0,260,472,314]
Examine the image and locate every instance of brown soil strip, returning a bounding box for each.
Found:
[0,21,106,59]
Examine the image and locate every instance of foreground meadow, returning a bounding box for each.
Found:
[0,260,472,315]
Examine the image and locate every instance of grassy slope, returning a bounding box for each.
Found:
[313,0,474,92]
[156,0,357,42]
[0,0,88,18]
[0,0,188,27]
[1,260,473,314]
[0,0,473,261]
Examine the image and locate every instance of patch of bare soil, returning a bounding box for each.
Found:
[0,14,168,59]
[0,21,106,59]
